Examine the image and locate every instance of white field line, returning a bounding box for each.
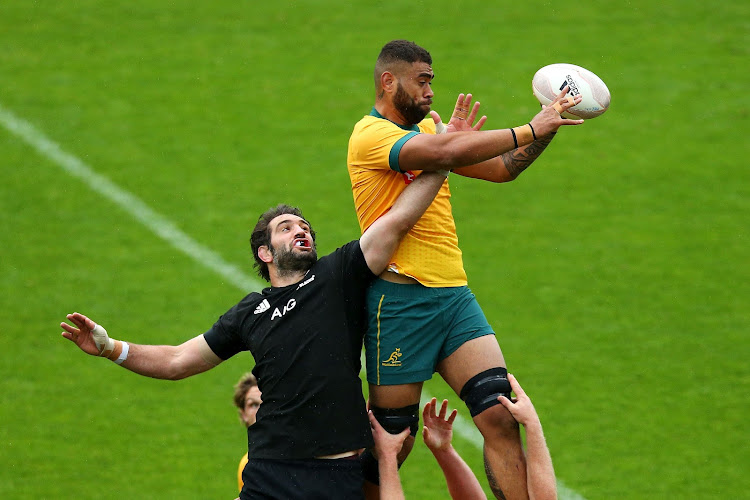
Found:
[1,103,584,500]
[0,103,262,294]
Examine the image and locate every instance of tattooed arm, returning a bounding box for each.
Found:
[452,132,557,182]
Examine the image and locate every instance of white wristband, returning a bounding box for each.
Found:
[114,342,130,365]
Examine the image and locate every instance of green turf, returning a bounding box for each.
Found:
[1,1,748,498]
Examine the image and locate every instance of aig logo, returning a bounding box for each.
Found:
[271,298,296,320]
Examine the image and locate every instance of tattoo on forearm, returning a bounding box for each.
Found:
[502,133,556,179]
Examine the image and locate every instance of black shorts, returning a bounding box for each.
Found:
[240,457,364,500]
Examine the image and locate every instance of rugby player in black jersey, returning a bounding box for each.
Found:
[60,167,450,500]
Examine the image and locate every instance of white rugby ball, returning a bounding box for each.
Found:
[532,63,610,119]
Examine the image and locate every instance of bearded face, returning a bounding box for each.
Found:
[393,81,430,125]
[270,240,318,277]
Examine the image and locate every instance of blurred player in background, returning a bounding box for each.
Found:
[370,375,557,500]
[60,167,449,500]
[233,373,262,493]
[347,39,581,499]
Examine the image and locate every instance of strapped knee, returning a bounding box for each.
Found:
[371,404,420,437]
[361,404,419,485]
[459,367,512,417]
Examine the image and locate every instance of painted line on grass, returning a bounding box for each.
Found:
[0,103,262,293]
[0,103,585,500]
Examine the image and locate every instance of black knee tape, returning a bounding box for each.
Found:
[361,404,420,485]
[459,367,512,417]
[371,404,420,437]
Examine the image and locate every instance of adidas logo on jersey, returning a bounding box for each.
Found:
[254,299,270,315]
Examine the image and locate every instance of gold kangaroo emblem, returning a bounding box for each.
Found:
[383,348,402,366]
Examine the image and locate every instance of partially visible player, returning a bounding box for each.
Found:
[233,373,262,492]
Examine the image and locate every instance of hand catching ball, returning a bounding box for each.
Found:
[532,63,610,119]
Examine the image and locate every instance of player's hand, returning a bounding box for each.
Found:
[497,374,541,427]
[431,93,487,134]
[61,312,106,356]
[448,93,486,132]
[529,85,584,136]
[368,410,410,460]
[422,397,457,453]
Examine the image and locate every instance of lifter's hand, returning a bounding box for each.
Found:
[529,85,584,136]
[497,374,541,427]
[368,410,411,461]
[431,93,487,134]
[422,398,458,454]
[61,312,113,357]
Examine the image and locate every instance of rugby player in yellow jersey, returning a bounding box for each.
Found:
[347,39,583,500]
[233,373,262,493]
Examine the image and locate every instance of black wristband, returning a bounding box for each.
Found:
[510,128,518,149]
[528,123,537,140]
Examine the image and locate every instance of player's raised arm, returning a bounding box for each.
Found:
[398,87,582,174]
[368,410,409,500]
[61,312,222,380]
[498,374,557,500]
[422,398,487,500]
[359,170,448,275]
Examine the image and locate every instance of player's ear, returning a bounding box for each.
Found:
[258,246,273,264]
[380,71,395,93]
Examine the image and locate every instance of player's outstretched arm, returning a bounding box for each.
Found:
[422,398,487,500]
[61,312,222,380]
[400,86,582,174]
[359,169,448,275]
[498,374,557,500]
[368,410,409,500]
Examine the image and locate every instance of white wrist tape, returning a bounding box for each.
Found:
[114,342,130,365]
[92,324,115,357]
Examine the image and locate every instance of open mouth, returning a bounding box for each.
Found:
[294,239,311,249]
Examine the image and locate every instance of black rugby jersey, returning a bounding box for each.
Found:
[204,240,375,459]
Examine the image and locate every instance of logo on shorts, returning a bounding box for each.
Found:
[382,348,403,367]
[402,171,416,184]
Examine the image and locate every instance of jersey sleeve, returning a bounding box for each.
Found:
[349,118,419,174]
[203,305,245,360]
[338,240,376,288]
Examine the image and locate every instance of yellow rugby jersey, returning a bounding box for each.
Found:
[238,452,248,492]
[347,108,467,287]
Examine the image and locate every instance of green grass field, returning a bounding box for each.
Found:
[1,1,748,498]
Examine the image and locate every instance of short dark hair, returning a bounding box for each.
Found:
[249,204,316,282]
[374,40,432,85]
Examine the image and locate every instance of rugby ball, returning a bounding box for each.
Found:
[532,63,610,119]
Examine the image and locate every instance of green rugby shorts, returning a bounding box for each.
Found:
[365,279,495,386]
